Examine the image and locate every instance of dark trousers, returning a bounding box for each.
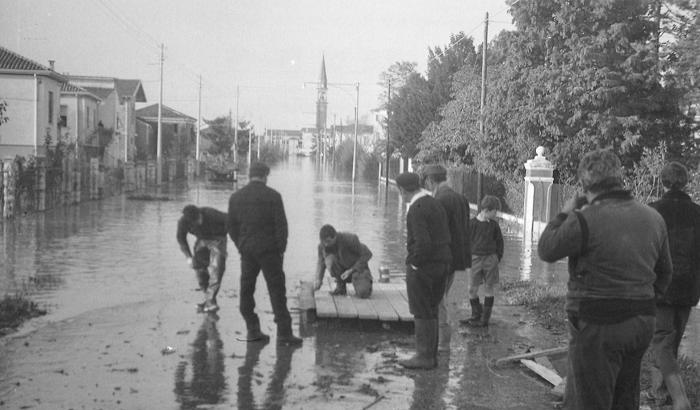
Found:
[564,313,655,410]
[239,251,292,332]
[406,262,448,319]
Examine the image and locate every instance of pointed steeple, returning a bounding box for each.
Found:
[319,54,327,89]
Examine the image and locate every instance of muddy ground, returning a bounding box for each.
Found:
[0,270,567,410]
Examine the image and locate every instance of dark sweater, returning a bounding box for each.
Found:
[469,217,503,260]
[434,184,471,270]
[406,195,452,267]
[176,207,227,258]
[649,189,700,307]
[227,180,288,255]
[539,190,672,323]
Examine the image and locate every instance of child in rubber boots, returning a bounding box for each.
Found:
[461,195,503,327]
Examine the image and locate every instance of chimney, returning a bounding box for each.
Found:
[48,60,55,70]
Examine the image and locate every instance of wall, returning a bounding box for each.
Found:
[0,73,62,159]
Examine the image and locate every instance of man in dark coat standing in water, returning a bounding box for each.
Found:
[395,172,452,369]
[422,164,471,352]
[227,162,302,345]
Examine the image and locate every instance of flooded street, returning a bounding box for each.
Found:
[1,156,698,409]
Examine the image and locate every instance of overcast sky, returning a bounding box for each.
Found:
[1,0,514,131]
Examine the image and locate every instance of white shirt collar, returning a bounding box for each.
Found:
[407,189,431,212]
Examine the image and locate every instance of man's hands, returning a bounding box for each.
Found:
[186,257,193,269]
[340,268,354,280]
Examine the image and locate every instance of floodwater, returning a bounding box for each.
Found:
[0,155,698,409]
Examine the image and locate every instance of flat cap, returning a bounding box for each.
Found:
[423,164,447,177]
[395,172,420,191]
[249,161,270,178]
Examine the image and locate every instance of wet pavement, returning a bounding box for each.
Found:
[1,155,698,409]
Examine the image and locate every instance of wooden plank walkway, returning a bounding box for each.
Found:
[314,277,413,322]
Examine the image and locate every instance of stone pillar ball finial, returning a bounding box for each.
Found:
[536,146,545,157]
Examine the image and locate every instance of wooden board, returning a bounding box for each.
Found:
[350,295,379,320]
[381,288,413,322]
[521,359,563,386]
[495,346,568,366]
[314,277,338,318]
[312,280,412,322]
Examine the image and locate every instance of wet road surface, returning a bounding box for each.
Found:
[0,155,697,409]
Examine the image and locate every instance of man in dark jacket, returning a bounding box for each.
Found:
[648,161,699,410]
[314,224,373,298]
[227,162,302,345]
[177,205,228,313]
[422,164,471,352]
[395,172,452,369]
[538,149,672,410]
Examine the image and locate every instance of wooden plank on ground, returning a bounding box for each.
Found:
[314,278,338,318]
[381,288,413,322]
[350,295,379,320]
[366,290,400,321]
[495,346,568,366]
[332,293,359,319]
[521,359,563,386]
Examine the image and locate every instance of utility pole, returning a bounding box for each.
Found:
[257,129,260,159]
[123,96,129,163]
[196,75,202,164]
[385,79,391,202]
[157,43,164,184]
[352,82,359,182]
[477,12,488,204]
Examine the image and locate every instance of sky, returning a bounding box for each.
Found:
[0,0,515,131]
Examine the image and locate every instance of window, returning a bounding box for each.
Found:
[59,104,68,127]
[48,91,54,123]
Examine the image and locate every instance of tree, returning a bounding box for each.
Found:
[426,0,693,183]
[203,116,235,156]
[388,72,435,158]
[377,61,419,109]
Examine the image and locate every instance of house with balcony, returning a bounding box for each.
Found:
[67,75,146,167]
[0,46,67,159]
[59,82,101,156]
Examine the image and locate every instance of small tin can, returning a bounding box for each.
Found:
[379,266,390,283]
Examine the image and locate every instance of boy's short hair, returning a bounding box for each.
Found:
[319,224,337,240]
[660,161,688,191]
[480,195,501,212]
[182,205,200,222]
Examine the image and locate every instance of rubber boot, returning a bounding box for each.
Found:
[437,321,451,352]
[277,323,303,346]
[665,372,691,410]
[459,298,481,326]
[470,296,493,327]
[399,319,437,369]
[329,280,347,296]
[245,327,270,343]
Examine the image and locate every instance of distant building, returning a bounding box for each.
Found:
[264,129,302,155]
[316,55,328,135]
[59,82,102,152]
[135,103,196,161]
[68,75,146,166]
[0,46,67,159]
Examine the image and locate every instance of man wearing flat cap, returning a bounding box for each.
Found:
[422,164,471,352]
[227,161,302,345]
[395,172,452,369]
[538,149,672,409]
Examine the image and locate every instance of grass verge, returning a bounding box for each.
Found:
[500,279,700,409]
[0,294,47,336]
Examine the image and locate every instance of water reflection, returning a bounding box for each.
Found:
[236,340,298,409]
[174,314,226,409]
